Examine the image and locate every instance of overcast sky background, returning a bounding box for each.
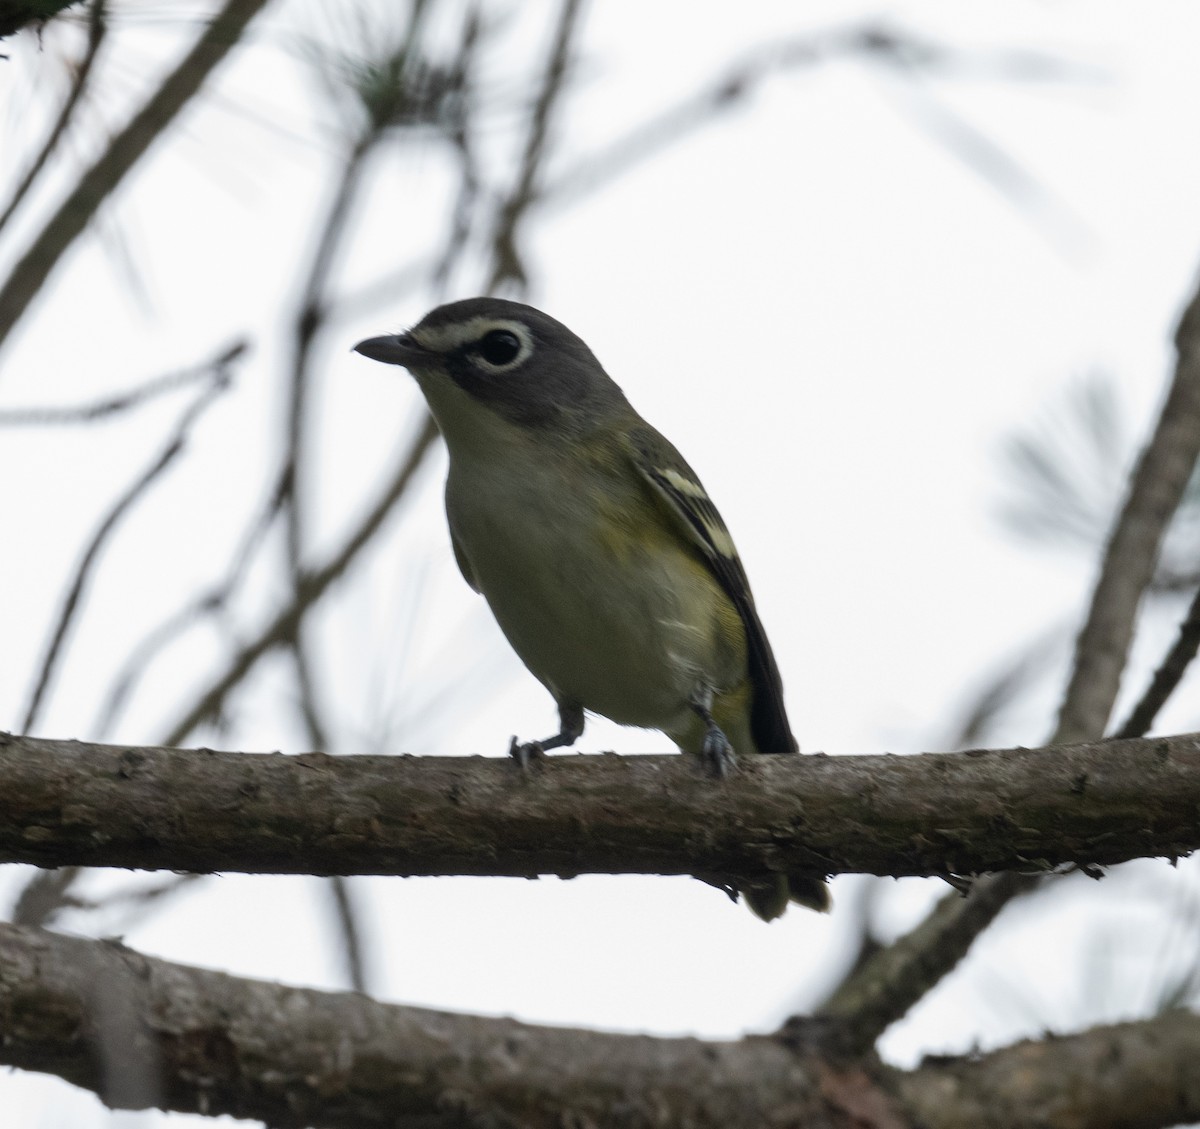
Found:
[4,2,1200,1125]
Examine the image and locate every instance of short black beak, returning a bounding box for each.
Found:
[353,333,426,367]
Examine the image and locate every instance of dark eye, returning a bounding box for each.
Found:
[477,329,522,366]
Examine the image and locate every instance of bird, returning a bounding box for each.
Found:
[354,297,828,919]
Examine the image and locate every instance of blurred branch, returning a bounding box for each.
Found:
[548,18,1097,243]
[1115,583,1200,739]
[9,864,81,926]
[940,626,1064,750]
[874,65,1090,252]
[18,344,241,734]
[1057,276,1200,744]
[0,0,270,356]
[2,730,1198,879]
[159,414,438,746]
[893,1009,1200,1129]
[0,0,106,234]
[997,372,1128,549]
[810,265,1200,1052]
[430,3,482,292]
[91,473,279,739]
[0,338,245,426]
[325,875,368,994]
[485,0,585,293]
[1,919,1198,1129]
[816,871,1029,1049]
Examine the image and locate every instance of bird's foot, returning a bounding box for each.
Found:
[508,736,545,771]
[701,723,737,779]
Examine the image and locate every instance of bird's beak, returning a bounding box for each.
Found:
[353,333,429,368]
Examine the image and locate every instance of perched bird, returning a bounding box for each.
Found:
[355,298,828,919]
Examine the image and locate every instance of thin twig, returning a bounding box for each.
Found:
[92,476,278,738]
[0,0,271,355]
[430,3,483,293]
[1056,278,1200,744]
[326,876,369,994]
[19,354,239,734]
[816,872,1028,1047]
[0,0,107,235]
[282,135,373,573]
[547,20,1097,233]
[484,0,585,293]
[1114,583,1200,739]
[0,339,246,426]
[159,415,439,747]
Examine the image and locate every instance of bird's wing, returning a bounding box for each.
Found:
[625,426,798,754]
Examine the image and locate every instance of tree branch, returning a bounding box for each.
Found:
[1,730,1197,880]
[0,0,271,354]
[0,921,1196,1129]
[159,413,439,746]
[818,262,1200,1047]
[1056,276,1200,744]
[894,1009,1200,1129]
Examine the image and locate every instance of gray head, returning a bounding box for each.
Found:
[354,298,631,435]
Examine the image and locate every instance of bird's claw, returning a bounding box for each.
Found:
[508,736,545,771]
[702,727,736,779]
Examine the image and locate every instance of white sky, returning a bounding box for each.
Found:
[3,2,1200,1124]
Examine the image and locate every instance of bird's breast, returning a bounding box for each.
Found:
[444,443,742,731]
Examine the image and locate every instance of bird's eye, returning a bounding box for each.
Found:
[477,329,522,366]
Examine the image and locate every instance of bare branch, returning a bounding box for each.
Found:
[0,0,271,355]
[159,415,439,746]
[0,339,246,426]
[818,264,1200,1047]
[1,921,1197,1129]
[484,0,585,293]
[1057,278,1200,744]
[1,730,1197,881]
[19,353,239,733]
[815,871,1028,1051]
[325,875,369,994]
[1115,582,1200,739]
[894,1009,1200,1129]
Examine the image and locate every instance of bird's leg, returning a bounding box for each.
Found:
[509,700,584,769]
[689,685,736,778]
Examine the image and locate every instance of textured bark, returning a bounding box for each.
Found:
[1,730,1198,881]
[0,922,850,1128]
[896,1009,1200,1129]
[1,922,1197,1129]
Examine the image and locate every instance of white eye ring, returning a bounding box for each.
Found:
[470,321,533,373]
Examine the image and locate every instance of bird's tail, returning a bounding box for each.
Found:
[741,874,832,921]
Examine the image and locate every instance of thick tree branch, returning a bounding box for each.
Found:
[894,1008,1200,1129]
[1,731,1197,881]
[0,921,1196,1129]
